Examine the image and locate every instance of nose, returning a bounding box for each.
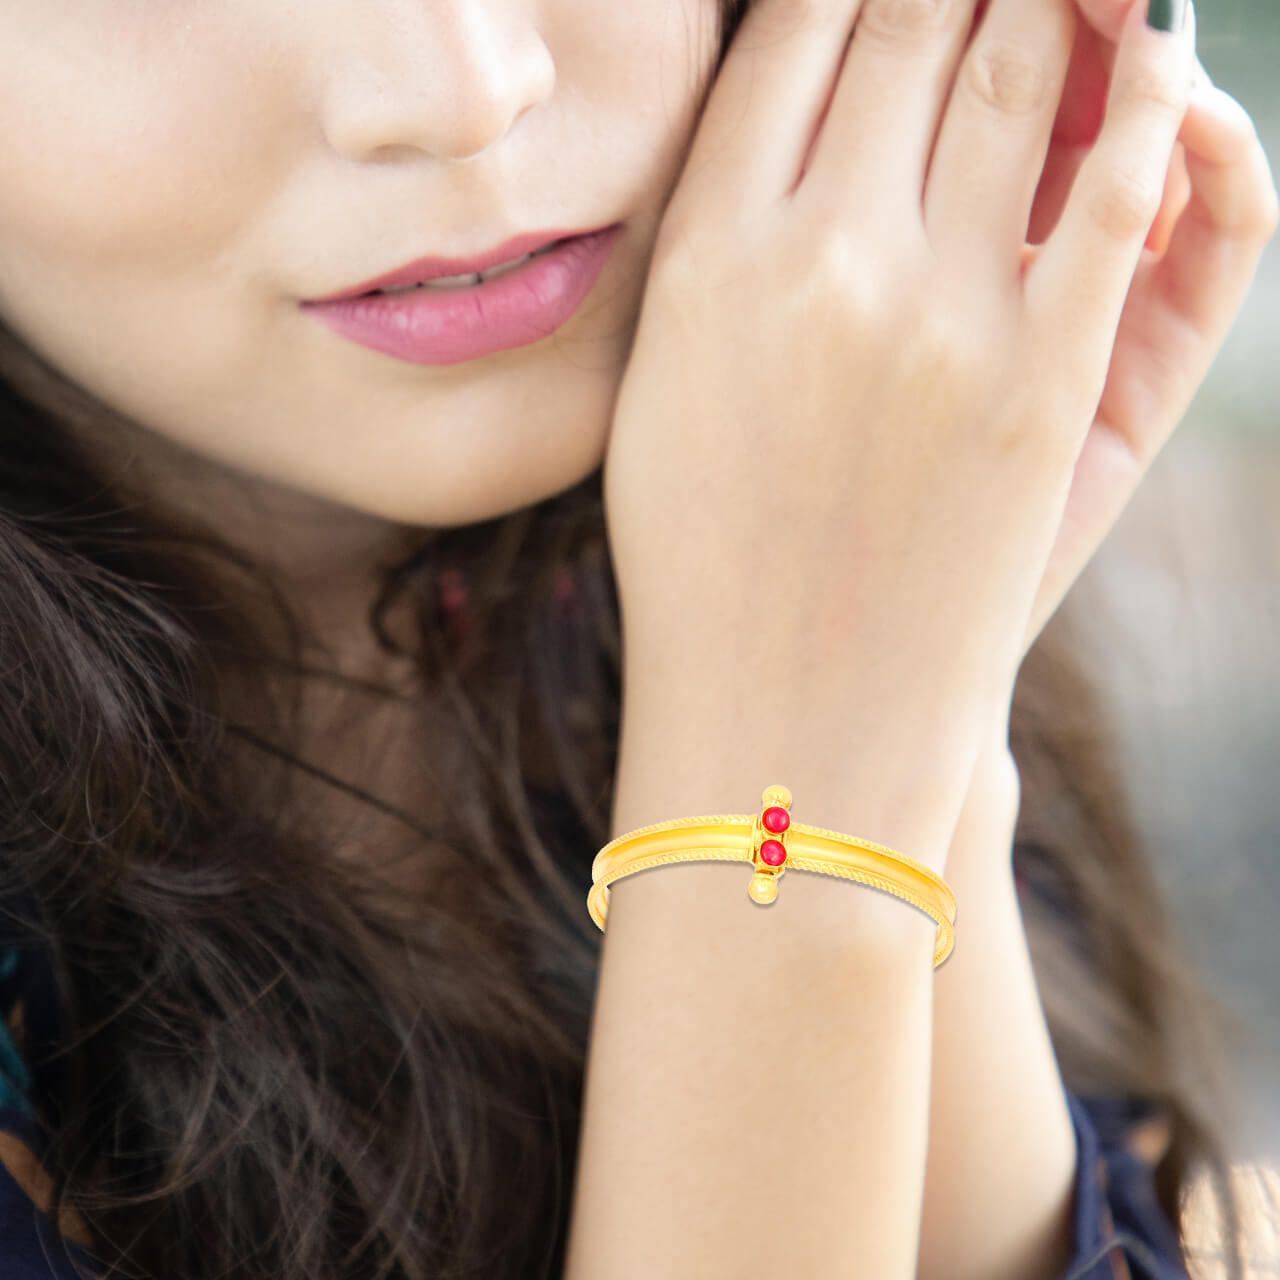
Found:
[319,2,556,163]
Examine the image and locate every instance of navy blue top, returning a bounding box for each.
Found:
[0,942,1191,1280]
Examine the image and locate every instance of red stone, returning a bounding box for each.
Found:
[762,806,791,834]
[760,839,787,867]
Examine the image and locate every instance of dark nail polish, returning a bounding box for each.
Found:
[1147,0,1188,34]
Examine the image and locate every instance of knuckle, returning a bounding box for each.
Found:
[1088,159,1164,239]
[811,228,855,281]
[857,0,956,49]
[810,231,882,321]
[903,305,987,397]
[649,216,737,300]
[992,404,1070,464]
[1111,63,1186,126]
[986,412,1034,459]
[965,41,1055,118]
[649,216,702,287]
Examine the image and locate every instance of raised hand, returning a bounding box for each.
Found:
[1021,3,1278,652]
[602,0,1199,869]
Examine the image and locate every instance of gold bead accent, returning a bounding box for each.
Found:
[762,784,792,810]
[748,872,778,904]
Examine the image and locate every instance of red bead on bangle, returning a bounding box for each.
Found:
[749,788,794,903]
[762,806,790,834]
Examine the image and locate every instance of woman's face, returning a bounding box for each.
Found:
[0,1,720,528]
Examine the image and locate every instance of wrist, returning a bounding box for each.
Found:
[613,671,992,880]
[949,727,1022,877]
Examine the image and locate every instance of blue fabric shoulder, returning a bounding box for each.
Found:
[0,940,101,1278]
[0,1105,99,1279]
[1062,1088,1190,1279]
[0,946,32,1114]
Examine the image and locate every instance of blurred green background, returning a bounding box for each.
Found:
[1058,0,1280,1161]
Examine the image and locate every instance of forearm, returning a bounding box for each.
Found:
[916,741,1080,1280]
[565,849,939,1279]
[564,666,981,1280]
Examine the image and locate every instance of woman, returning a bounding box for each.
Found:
[0,0,1274,1276]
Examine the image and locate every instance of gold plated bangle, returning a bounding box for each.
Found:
[588,784,957,968]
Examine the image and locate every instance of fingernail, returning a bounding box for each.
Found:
[1147,0,1188,34]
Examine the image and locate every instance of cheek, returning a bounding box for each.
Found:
[555,0,721,153]
[0,18,289,290]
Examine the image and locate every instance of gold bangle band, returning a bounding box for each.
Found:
[587,784,957,968]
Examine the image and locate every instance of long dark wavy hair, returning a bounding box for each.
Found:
[0,2,1268,1276]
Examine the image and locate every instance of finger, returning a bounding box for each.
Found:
[1026,0,1196,409]
[1149,81,1280,326]
[1090,85,1278,466]
[1025,78,1279,643]
[1030,31,1197,249]
[1027,133,1187,254]
[1026,20,1112,241]
[1047,7,1215,145]
[797,0,978,221]
[1143,139,1190,255]
[925,0,1077,272]
[665,0,866,223]
[1142,46,1212,258]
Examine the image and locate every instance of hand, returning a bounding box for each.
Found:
[1019,0,1279,655]
[603,0,1199,830]
[966,0,1278,838]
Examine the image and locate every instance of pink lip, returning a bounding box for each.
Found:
[300,224,623,367]
[306,224,617,302]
